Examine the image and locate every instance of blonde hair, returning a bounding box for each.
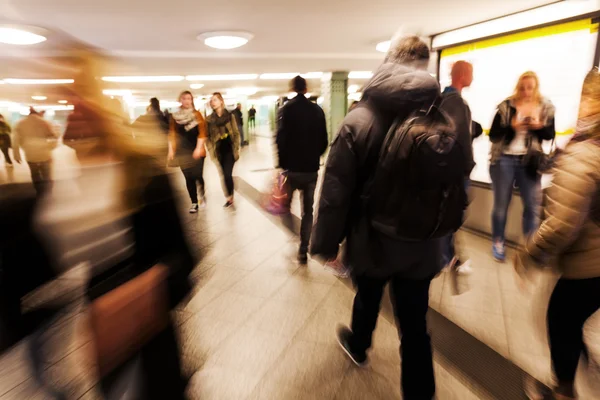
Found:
[511,71,542,103]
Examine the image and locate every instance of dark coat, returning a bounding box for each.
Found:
[310,63,447,279]
[276,95,328,173]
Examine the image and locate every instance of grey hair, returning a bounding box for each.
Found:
[384,35,430,69]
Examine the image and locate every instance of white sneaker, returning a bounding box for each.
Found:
[189,203,199,213]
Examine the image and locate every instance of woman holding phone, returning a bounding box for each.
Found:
[489,71,556,262]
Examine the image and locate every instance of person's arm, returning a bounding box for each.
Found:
[310,127,358,260]
[488,111,514,143]
[529,116,556,141]
[193,111,207,159]
[524,143,600,265]
[167,116,176,161]
[318,107,329,155]
[229,114,241,160]
[275,106,288,169]
[12,123,21,163]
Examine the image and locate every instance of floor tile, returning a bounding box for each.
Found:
[195,291,266,324]
[186,365,262,400]
[244,298,318,338]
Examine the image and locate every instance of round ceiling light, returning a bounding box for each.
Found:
[376,40,391,53]
[0,25,47,45]
[198,31,253,50]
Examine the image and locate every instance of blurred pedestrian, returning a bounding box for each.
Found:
[232,103,247,146]
[248,105,257,131]
[206,92,241,208]
[276,75,328,264]
[168,91,208,213]
[0,114,13,168]
[516,68,600,400]
[311,35,470,400]
[440,61,475,276]
[489,71,555,262]
[134,98,169,134]
[13,108,58,195]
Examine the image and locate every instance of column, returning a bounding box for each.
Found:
[320,71,348,141]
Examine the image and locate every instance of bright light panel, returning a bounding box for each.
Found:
[204,35,249,49]
[432,0,600,48]
[260,73,300,80]
[348,84,360,94]
[186,74,258,81]
[0,27,46,45]
[261,96,279,102]
[58,100,68,104]
[302,72,324,79]
[31,95,47,101]
[349,71,373,79]
[3,78,74,85]
[190,83,205,89]
[376,40,391,53]
[102,89,132,96]
[227,87,259,96]
[102,76,184,83]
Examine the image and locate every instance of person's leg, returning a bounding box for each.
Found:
[489,156,516,243]
[194,158,206,201]
[514,164,541,238]
[547,277,600,398]
[218,142,235,200]
[349,275,387,356]
[298,173,318,257]
[180,166,198,204]
[28,162,45,195]
[390,275,435,400]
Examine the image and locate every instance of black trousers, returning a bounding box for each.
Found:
[1,147,11,164]
[28,161,52,195]
[548,277,600,385]
[180,157,205,203]
[248,116,256,129]
[216,139,235,197]
[349,274,435,400]
[285,172,317,254]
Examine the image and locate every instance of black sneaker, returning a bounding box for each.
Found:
[336,325,367,367]
[223,200,234,208]
[297,252,308,265]
[523,376,554,400]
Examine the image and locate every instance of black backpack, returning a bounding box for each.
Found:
[366,97,468,242]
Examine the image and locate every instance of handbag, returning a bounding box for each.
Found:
[525,137,557,174]
[89,264,170,377]
[263,171,291,215]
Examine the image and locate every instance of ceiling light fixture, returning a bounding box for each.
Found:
[260,73,300,80]
[376,40,391,53]
[0,25,47,45]
[302,72,324,79]
[102,89,132,96]
[3,78,74,85]
[348,71,373,79]
[198,31,254,50]
[58,100,68,104]
[190,83,205,89]
[101,76,184,83]
[31,95,47,101]
[186,74,258,81]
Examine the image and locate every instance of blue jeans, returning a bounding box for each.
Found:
[490,155,541,242]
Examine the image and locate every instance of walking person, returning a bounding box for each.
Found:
[206,92,241,208]
[276,75,328,264]
[13,108,58,195]
[232,103,247,146]
[248,105,257,132]
[440,61,476,274]
[311,35,471,400]
[515,68,600,400]
[168,91,208,213]
[0,114,13,168]
[134,98,169,134]
[489,71,555,262]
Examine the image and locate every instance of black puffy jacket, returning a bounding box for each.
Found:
[310,63,448,279]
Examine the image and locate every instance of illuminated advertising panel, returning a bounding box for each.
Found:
[439,19,599,183]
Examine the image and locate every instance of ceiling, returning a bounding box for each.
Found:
[0,0,556,103]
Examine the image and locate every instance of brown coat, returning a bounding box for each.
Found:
[205,112,241,162]
[523,139,600,279]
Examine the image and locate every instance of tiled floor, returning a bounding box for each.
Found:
[1,138,598,399]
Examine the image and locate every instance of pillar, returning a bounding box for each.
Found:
[320,71,348,141]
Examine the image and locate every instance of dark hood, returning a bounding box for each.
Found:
[362,63,439,113]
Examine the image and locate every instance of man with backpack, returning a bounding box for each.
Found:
[310,36,471,400]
